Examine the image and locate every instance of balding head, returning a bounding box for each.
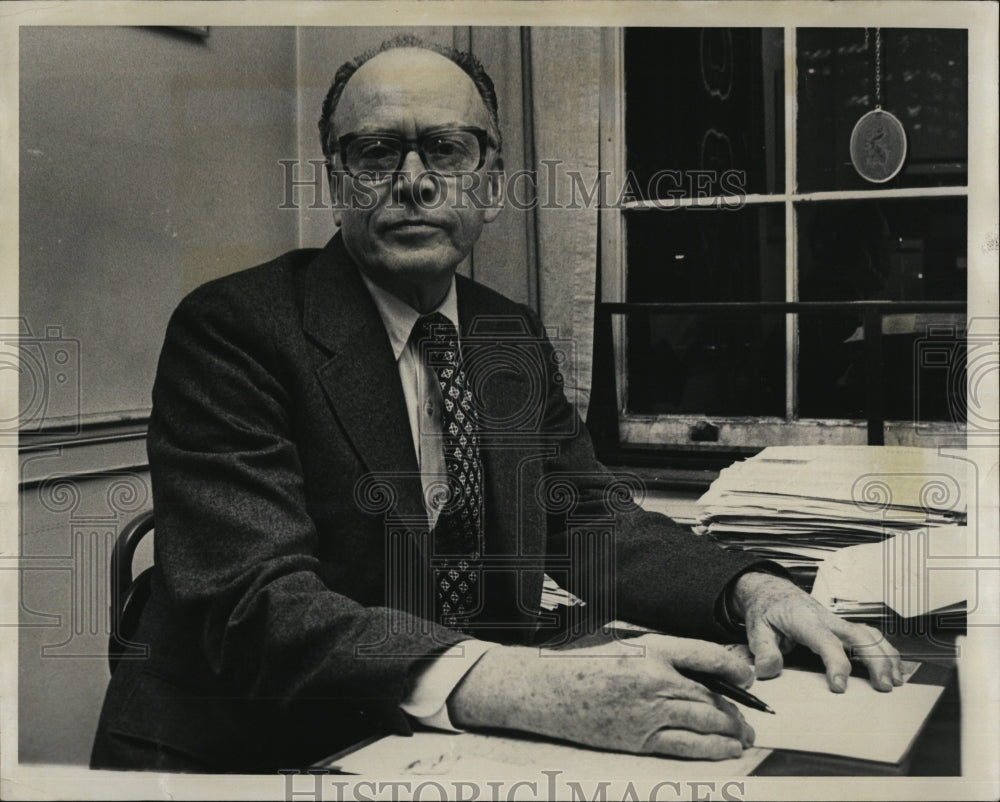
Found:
[334,48,493,149]
[319,35,502,170]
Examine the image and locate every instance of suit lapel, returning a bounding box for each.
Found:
[303,236,425,525]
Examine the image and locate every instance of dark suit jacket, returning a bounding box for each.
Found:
[91,234,766,772]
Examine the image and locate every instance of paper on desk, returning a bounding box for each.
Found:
[744,668,943,764]
[334,731,771,780]
[540,573,587,611]
[811,525,974,618]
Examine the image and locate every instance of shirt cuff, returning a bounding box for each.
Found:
[400,640,495,731]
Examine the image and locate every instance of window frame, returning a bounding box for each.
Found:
[597,27,969,454]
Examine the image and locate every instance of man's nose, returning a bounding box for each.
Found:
[394,148,440,203]
[398,147,425,180]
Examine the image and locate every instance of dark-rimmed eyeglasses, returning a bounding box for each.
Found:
[336,127,491,182]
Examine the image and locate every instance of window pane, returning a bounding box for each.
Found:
[797,28,968,192]
[625,206,785,416]
[627,312,786,417]
[625,28,784,199]
[626,207,785,303]
[797,198,967,421]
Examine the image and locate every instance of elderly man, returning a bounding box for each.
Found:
[91,38,901,773]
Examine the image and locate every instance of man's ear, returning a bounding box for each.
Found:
[484,163,506,224]
[328,165,343,227]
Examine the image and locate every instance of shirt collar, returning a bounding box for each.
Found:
[359,272,460,362]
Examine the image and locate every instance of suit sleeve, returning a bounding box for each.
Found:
[522,309,780,641]
[147,281,468,739]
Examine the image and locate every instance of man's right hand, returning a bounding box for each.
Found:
[447,634,756,760]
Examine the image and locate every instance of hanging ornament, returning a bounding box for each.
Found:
[850,28,907,183]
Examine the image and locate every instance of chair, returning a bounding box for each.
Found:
[108,509,155,674]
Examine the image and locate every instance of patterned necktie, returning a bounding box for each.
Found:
[412,313,484,627]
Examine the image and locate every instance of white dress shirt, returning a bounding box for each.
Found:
[359,273,492,730]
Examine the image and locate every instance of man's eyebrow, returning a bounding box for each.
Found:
[342,122,483,137]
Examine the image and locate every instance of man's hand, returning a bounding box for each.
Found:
[730,571,904,693]
[448,634,756,760]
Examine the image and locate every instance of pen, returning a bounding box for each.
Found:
[681,670,776,715]
[604,626,775,714]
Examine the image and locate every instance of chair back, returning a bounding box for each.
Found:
[108,509,155,674]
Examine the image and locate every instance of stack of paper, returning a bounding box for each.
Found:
[695,446,968,592]
[810,525,972,619]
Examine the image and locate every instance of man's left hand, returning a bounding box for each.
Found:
[731,572,904,693]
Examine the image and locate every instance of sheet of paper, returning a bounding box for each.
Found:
[811,524,974,617]
[334,731,771,781]
[743,669,944,764]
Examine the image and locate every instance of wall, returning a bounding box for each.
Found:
[18,468,153,767]
[19,26,300,422]
[17,25,300,766]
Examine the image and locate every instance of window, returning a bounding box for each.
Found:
[596,28,968,454]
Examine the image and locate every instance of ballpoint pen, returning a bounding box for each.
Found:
[606,625,776,714]
[681,670,776,715]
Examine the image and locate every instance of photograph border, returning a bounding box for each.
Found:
[2,2,997,800]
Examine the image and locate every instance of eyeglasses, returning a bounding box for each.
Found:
[336,127,491,181]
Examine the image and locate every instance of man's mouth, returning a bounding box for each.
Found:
[384,219,445,233]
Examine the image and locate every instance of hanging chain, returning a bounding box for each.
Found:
[874,28,882,109]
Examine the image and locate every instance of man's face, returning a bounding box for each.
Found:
[330,48,503,303]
